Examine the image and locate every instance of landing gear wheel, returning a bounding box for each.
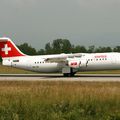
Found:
[63,73,75,77]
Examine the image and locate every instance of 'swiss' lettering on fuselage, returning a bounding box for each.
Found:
[94,55,107,58]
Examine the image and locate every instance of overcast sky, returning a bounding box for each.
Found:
[0,0,120,49]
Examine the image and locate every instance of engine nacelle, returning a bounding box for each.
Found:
[2,59,12,66]
[68,60,81,68]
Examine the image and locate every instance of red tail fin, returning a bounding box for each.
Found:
[0,37,25,58]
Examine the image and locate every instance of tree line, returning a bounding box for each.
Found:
[0,39,120,62]
[17,39,120,55]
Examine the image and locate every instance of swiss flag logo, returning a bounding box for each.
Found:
[0,38,25,58]
[1,44,11,55]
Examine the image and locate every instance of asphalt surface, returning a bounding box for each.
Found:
[0,74,120,82]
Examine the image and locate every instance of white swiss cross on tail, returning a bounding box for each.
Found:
[2,44,11,55]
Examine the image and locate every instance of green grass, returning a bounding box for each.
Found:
[79,70,120,74]
[0,64,36,74]
[0,81,119,120]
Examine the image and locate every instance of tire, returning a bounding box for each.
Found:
[63,73,75,77]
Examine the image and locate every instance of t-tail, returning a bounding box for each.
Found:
[0,37,26,59]
[0,37,26,66]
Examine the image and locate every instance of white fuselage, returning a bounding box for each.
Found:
[77,52,120,71]
[2,52,120,73]
[2,54,67,73]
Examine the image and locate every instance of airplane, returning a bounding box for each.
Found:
[0,37,120,77]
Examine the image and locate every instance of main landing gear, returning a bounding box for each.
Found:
[63,72,75,77]
[62,67,76,77]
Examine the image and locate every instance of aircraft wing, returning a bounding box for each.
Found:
[45,57,66,63]
[45,53,82,63]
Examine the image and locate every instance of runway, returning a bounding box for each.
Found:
[0,74,120,82]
